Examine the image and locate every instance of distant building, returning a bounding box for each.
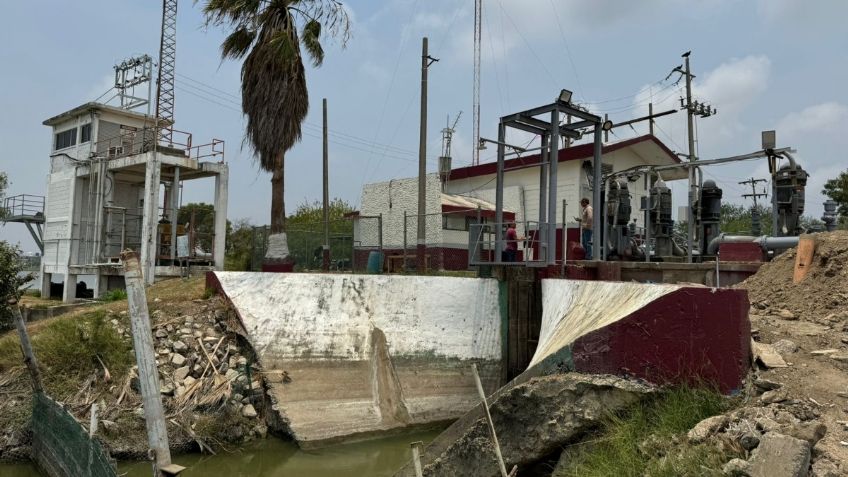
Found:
[352,134,682,271]
[40,102,228,301]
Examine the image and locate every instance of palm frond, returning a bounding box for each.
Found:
[301,20,324,67]
[221,26,257,60]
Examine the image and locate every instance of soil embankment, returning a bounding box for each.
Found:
[0,277,266,463]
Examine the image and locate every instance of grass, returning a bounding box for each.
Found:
[101,288,128,302]
[554,386,741,477]
[0,309,133,397]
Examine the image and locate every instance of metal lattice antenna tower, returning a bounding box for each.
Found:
[472,0,482,165]
[156,0,178,145]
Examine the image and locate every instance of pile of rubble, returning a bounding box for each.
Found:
[103,296,268,455]
[686,379,838,476]
[741,230,848,325]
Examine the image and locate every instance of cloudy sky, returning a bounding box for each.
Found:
[1,0,846,252]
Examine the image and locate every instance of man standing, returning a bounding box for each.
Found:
[578,198,593,259]
[503,222,519,262]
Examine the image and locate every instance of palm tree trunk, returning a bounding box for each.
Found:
[270,152,286,234]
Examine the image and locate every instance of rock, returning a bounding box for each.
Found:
[155,329,168,339]
[755,416,781,432]
[173,366,190,382]
[160,383,175,395]
[811,458,841,477]
[232,393,244,403]
[171,353,187,366]
[179,327,191,335]
[101,420,118,432]
[237,356,248,367]
[778,309,797,320]
[830,353,848,363]
[747,433,810,477]
[430,374,653,477]
[761,389,789,404]
[723,458,751,476]
[254,424,268,439]
[203,336,218,343]
[688,414,729,443]
[780,422,826,446]
[754,378,782,392]
[172,340,188,353]
[166,324,174,332]
[739,433,760,451]
[191,364,204,378]
[225,368,239,381]
[154,297,162,303]
[772,339,798,355]
[183,376,197,388]
[242,404,258,418]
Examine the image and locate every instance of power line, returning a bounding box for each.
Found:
[547,0,585,102]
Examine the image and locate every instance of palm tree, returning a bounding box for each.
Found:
[202,0,349,266]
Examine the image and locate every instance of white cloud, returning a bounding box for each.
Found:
[777,102,848,138]
[756,0,848,26]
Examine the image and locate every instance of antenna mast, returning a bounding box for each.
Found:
[472,0,482,165]
[156,0,178,145]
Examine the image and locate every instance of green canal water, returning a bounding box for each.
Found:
[0,428,441,477]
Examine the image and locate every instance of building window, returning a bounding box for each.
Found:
[54,128,77,150]
[80,123,92,143]
[443,215,470,231]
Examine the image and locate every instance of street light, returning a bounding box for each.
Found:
[558,89,573,104]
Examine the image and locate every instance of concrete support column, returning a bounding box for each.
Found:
[62,274,77,303]
[40,271,52,299]
[93,272,108,299]
[213,165,229,271]
[139,153,161,284]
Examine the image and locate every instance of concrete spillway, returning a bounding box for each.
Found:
[209,272,503,448]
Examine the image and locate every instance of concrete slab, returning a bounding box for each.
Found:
[209,272,503,448]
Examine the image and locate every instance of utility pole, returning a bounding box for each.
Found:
[322,98,330,272]
[740,177,768,236]
[672,51,716,262]
[417,37,438,271]
[472,0,482,166]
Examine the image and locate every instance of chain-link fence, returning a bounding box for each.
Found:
[32,393,117,477]
[249,218,355,272]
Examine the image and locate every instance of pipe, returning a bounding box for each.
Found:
[707,233,801,255]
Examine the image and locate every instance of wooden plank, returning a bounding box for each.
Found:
[122,250,174,474]
[793,234,817,283]
[472,364,510,477]
[10,303,43,393]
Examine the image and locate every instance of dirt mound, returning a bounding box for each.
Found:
[737,231,848,324]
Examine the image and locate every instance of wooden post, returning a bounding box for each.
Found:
[121,251,173,474]
[10,302,43,394]
[793,234,817,283]
[471,364,509,477]
[411,441,424,477]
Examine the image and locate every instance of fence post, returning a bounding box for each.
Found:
[378,214,383,252]
[403,211,408,272]
[121,251,174,474]
[10,302,43,393]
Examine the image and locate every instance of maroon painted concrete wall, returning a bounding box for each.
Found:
[570,287,750,394]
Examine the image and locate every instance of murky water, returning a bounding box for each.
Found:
[0,429,441,477]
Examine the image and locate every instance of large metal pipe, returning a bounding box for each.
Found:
[707,233,801,255]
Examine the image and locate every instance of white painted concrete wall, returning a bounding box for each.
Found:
[215,272,502,361]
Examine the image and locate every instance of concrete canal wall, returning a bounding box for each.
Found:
[395,279,750,476]
[209,272,504,448]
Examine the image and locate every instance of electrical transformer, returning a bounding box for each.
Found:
[606,179,633,258]
[774,163,808,236]
[698,180,722,257]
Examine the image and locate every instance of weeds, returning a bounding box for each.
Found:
[555,386,739,477]
[202,288,215,299]
[101,288,128,302]
[0,310,133,395]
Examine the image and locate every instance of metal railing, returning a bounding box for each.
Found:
[3,194,45,219]
[91,126,224,162]
[468,221,546,266]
